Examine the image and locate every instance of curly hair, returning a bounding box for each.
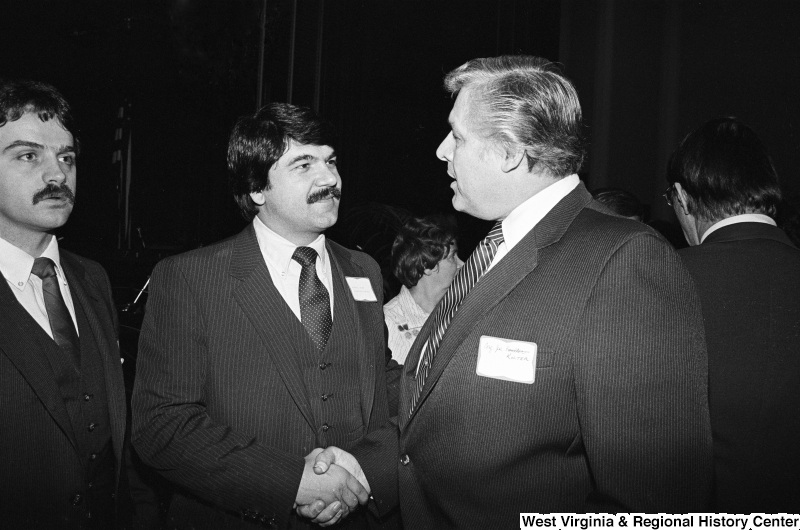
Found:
[391,216,457,289]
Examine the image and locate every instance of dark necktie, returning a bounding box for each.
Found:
[292,247,333,352]
[31,257,81,368]
[409,221,504,415]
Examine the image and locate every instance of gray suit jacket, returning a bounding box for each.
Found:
[132,224,397,529]
[355,183,713,528]
[0,250,128,528]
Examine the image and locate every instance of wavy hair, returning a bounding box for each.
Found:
[443,55,585,177]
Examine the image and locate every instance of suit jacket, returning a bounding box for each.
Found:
[679,222,800,511]
[132,224,398,529]
[354,183,713,528]
[0,250,129,528]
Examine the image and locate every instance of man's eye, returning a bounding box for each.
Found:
[327,158,337,166]
[60,155,76,166]
[18,153,36,161]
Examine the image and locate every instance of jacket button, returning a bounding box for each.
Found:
[83,393,92,401]
[400,454,410,466]
[321,393,333,401]
[321,423,330,432]
[72,493,83,505]
[88,423,96,432]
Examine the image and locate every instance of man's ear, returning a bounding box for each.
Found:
[500,147,526,173]
[673,182,691,216]
[250,189,267,207]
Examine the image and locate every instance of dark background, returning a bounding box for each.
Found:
[4,0,800,303]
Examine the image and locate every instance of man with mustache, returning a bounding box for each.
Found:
[0,79,146,528]
[132,103,400,529]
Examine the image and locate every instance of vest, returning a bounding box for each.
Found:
[40,291,116,528]
[295,254,364,450]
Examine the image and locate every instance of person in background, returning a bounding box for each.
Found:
[666,116,800,512]
[592,187,645,221]
[0,79,153,529]
[384,216,462,364]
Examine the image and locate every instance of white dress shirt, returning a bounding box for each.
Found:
[0,235,79,338]
[416,174,581,372]
[252,216,334,322]
[384,285,430,365]
[489,174,581,270]
[700,213,777,243]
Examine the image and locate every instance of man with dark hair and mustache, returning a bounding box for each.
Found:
[0,79,149,528]
[132,103,400,529]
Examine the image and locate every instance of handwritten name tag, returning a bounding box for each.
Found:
[345,277,378,302]
[475,335,537,384]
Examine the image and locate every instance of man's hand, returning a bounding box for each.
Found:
[312,446,371,493]
[295,449,369,526]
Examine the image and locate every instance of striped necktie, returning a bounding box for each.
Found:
[409,221,504,415]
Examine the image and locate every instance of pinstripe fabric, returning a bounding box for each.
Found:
[409,221,503,415]
[131,224,398,529]
[353,183,714,527]
[0,251,128,528]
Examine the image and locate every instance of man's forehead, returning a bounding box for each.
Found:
[0,112,73,146]
[276,140,335,164]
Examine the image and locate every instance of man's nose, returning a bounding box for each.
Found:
[42,154,68,184]
[436,132,454,161]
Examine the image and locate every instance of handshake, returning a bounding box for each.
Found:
[294,446,370,526]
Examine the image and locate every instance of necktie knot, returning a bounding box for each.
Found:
[485,221,504,247]
[292,246,318,268]
[32,257,58,279]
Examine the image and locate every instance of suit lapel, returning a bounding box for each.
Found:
[327,242,376,427]
[0,269,80,450]
[230,225,316,431]
[60,252,127,465]
[402,183,593,425]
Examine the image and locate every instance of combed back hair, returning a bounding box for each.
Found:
[0,78,78,153]
[443,55,585,177]
[667,117,782,221]
[227,102,338,219]
[391,216,457,289]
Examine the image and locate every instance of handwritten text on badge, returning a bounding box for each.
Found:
[476,335,537,384]
[345,277,378,302]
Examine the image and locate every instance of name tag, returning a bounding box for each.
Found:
[345,277,378,302]
[475,335,537,384]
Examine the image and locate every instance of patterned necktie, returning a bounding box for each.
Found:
[292,247,333,352]
[409,221,504,415]
[31,257,81,368]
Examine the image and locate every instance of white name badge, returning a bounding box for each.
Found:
[345,277,378,302]
[475,335,537,384]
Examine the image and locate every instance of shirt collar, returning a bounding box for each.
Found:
[0,234,62,291]
[252,216,327,273]
[700,213,777,243]
[500,174,581,251]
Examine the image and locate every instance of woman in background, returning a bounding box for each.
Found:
[384,216,462,364]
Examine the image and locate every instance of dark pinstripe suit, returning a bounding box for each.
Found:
[132,224,397,529]
[355,183,713,527]
[0,251,129,528]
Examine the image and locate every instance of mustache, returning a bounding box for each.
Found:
[307,187,341,204]
[32,183,76,205]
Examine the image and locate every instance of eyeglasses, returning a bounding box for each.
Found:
[662,183,675,206]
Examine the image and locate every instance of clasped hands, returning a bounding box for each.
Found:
[295,446,370,527]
